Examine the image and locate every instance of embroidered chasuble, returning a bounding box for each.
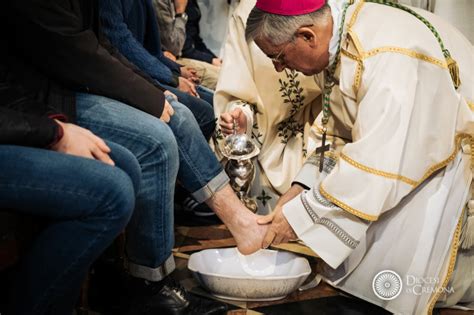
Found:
[214,0,323,214]
[281,1,473,314]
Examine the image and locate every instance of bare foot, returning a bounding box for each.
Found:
[230,210,269,255]
[205,185,269,255]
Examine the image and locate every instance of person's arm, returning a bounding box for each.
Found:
[0,107,115,164]
[182,15,217,64]
[282,48,463,269]
[99,0,180,86]
[99,34,167,92]
[6,0,165,118]
[181,35,216,64]
[159,51,183,76]
[153,0,187,56]
[0,107,61,148]
[0,75,64,148]
[181,0,217,63]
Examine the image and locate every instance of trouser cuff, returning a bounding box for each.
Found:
[192,170,229,204]
[128,254,175,282]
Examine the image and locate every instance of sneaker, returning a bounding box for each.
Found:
[124,276,227,315]
[182,196,215,217]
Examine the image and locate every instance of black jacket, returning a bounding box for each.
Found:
[182,0,217,64]
[2,0,166,120]
[0,108,60,148]
[0,62,61,148]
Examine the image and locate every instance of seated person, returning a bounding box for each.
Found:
[153,0,221,90]
[0,64,139,315]
[101,0,224,214]
[4,1,267,313]
[99,0,216,140]
[215,0,323,214]
[183,0,223,67]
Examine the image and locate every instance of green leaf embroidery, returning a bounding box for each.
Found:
[277,70,305,145]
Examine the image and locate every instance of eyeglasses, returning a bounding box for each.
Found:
[269,40,294,65]
[269,25,314,65]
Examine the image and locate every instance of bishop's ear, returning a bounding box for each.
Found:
[295,27,317,46]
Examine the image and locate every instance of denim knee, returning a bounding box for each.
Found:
[194,96,216,139]
[168,98,215,140]
[201,115,217,141]
[97,167,136,234]
[139,121,179,175]
[164,88,216,140]
[108,142,142,194]
[196,85,214,106]
[198,102,217,140]
[168,99,197,127]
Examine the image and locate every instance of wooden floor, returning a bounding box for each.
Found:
[1,216,471,314]
[173,222,473,315]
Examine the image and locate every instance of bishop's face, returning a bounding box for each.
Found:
[255,24,333,76]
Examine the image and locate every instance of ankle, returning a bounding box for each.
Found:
[207,186,254,224]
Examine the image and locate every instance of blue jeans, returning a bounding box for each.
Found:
[196,85,215,106]
[163,84,216,140]
[76,93,227,281]
[1,143,139,315]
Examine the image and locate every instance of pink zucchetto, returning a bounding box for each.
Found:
[255,0,326,16]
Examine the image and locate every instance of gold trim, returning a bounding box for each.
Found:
[341,48,361,62]
[415,134,470,186]
[347,0,365,29]
[321,0,472,224]
[347,29,365,56]
[320,185,379,221]
[321,134,471,222]
[340,48,364,95]
[467,100,474,111]
[365,47,448,69]
[345,31,365,95]
[353,61,364,95]
[340,153,417,186]
[342,1,451,100]
[427,208,464,314]
[342,31,366,96]
[471,137,474,171]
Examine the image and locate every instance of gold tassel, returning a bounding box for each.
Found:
[460,200,474,250]
[446,56,461,89]
[461,137,474,250]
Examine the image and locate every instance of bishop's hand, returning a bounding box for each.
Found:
[257,205,297,248]
[219,108,247,135]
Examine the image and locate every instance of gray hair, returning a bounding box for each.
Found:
[245,4,331,45]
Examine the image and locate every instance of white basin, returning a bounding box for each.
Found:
[188,247,311,301]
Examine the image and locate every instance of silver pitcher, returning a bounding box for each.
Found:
[221,132,260,212]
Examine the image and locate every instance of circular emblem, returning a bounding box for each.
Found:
[372,270,403,300]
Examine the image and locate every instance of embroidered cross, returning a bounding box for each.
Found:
[257,189,272,207]
[315,131,330,173]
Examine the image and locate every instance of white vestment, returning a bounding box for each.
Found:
[282,1,474,314]
[214,0,322,213]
